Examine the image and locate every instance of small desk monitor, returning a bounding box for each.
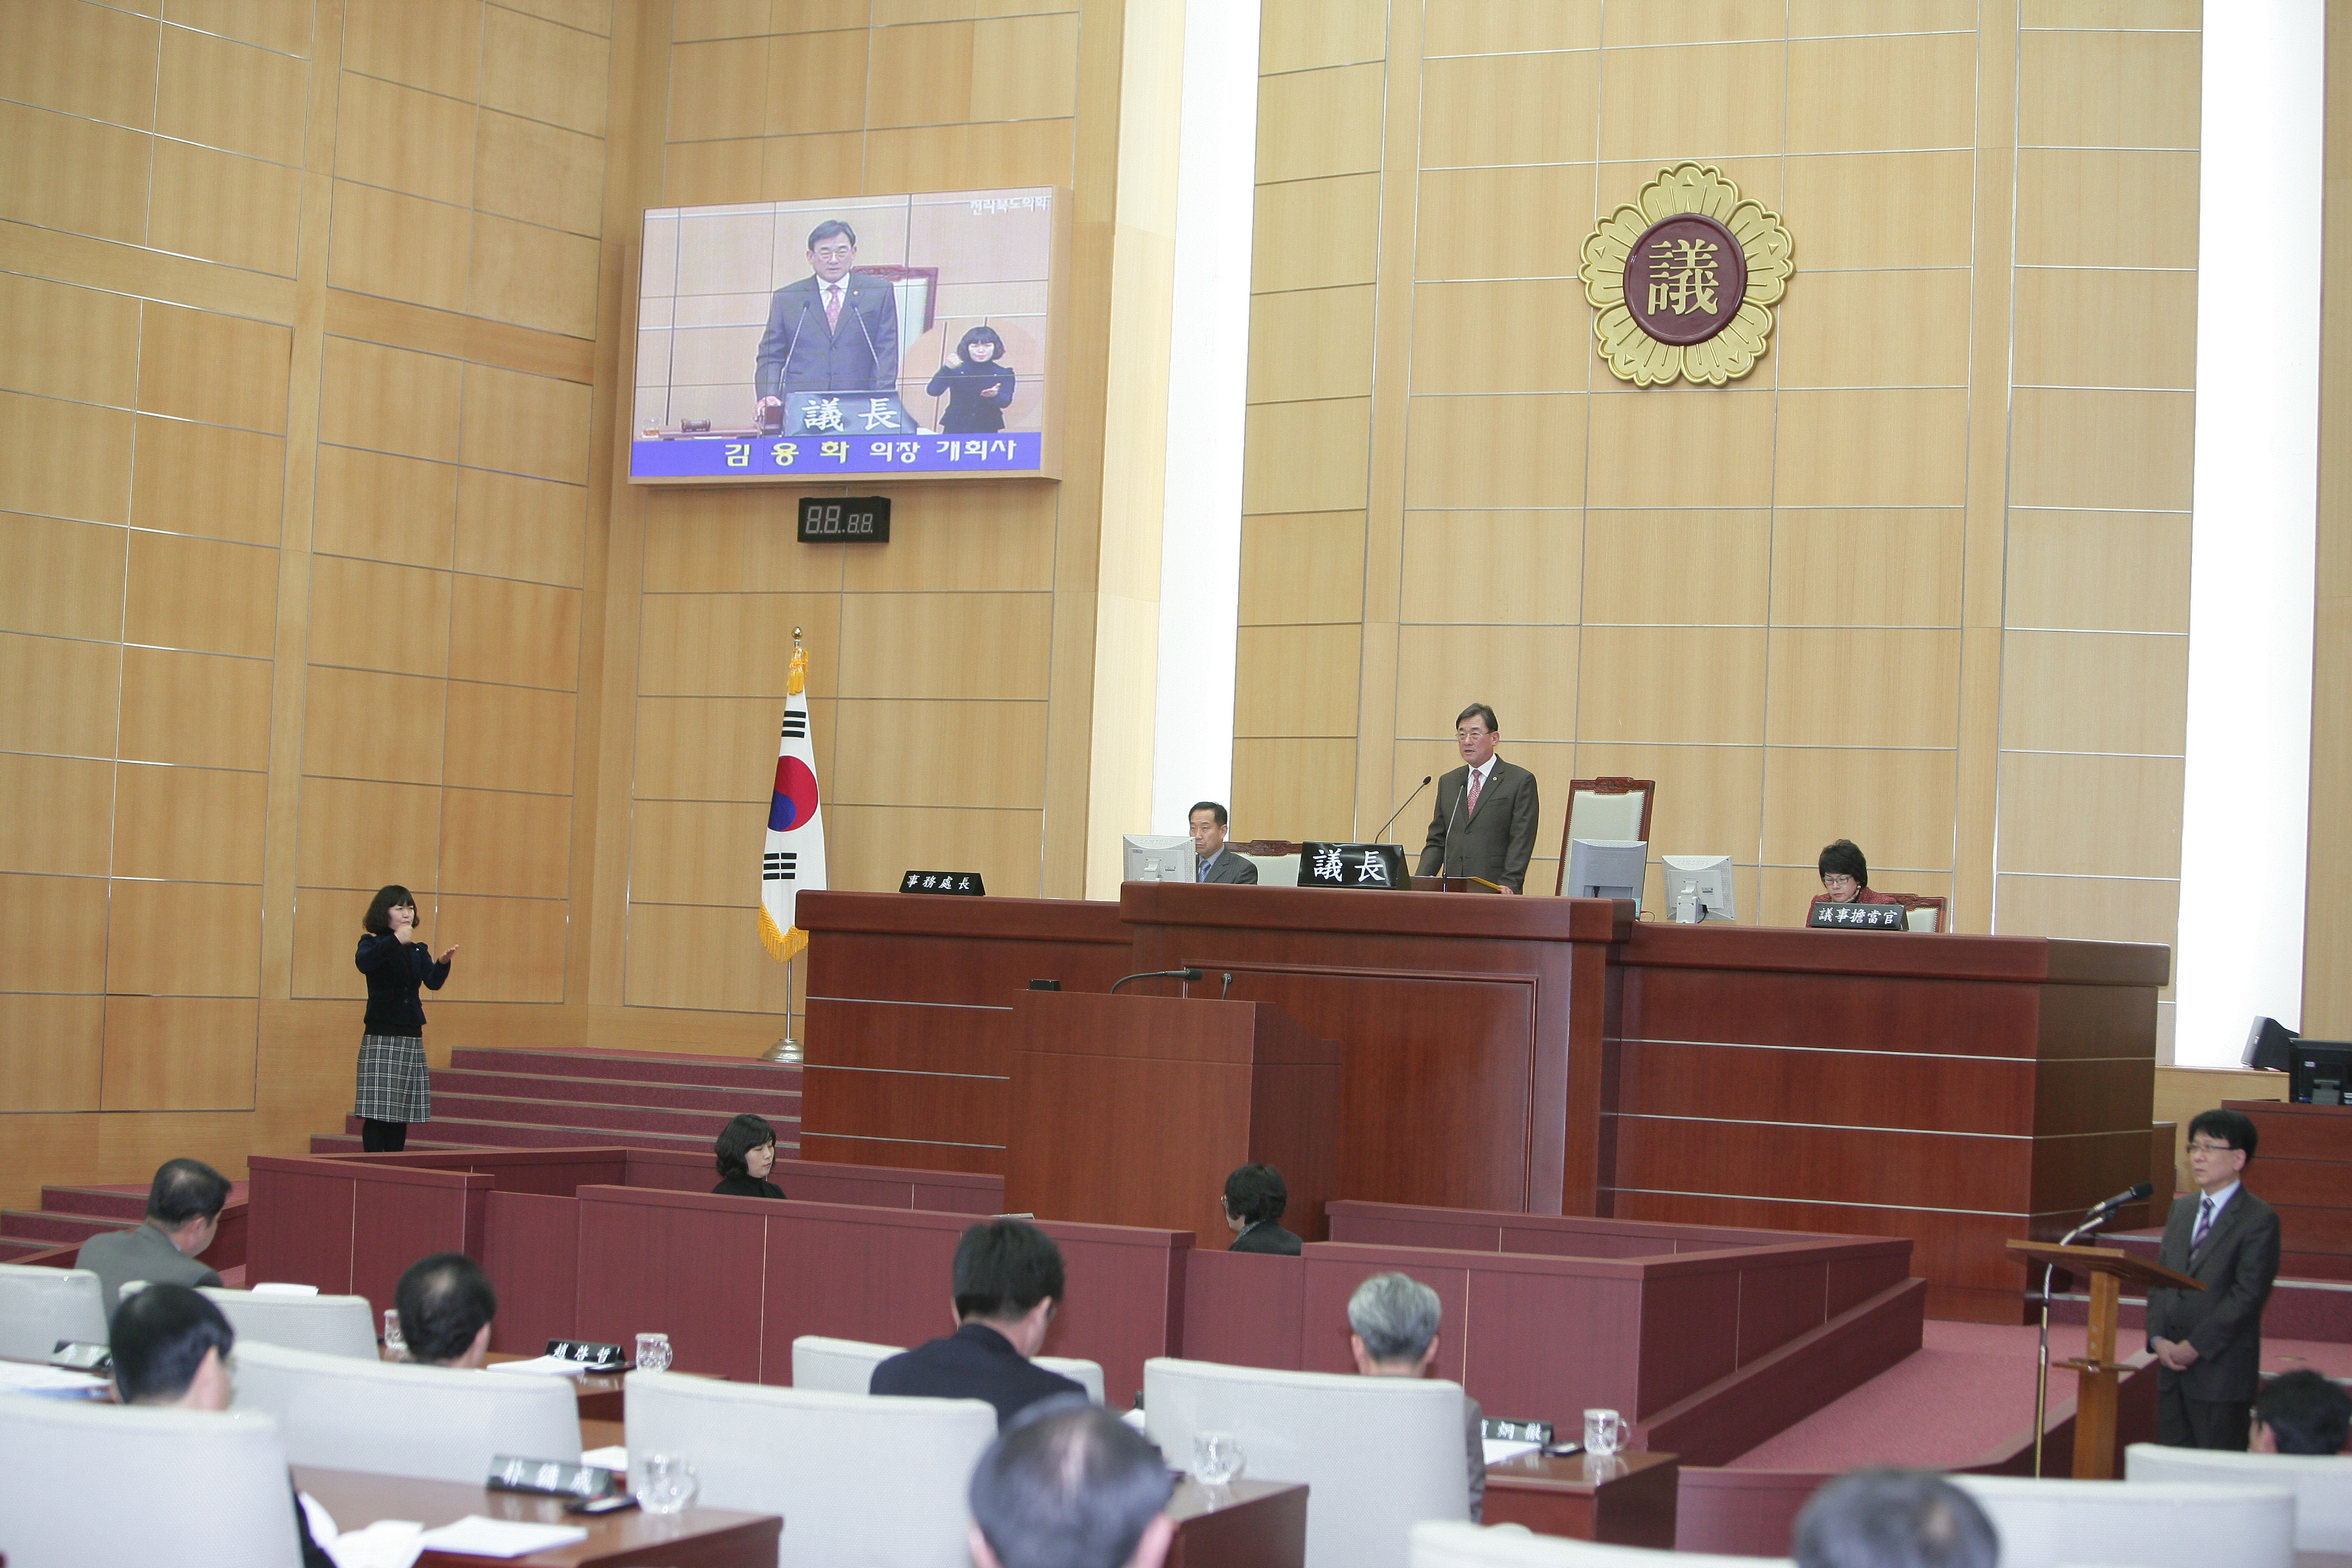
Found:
[1661,854,1736,923]
[2243,1015,2297,1071]
[1122,834,1196,883]
[2290,1038,2352,1105]
[1564,839,1646,913]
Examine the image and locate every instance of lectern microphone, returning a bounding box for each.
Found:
[2084,1181,2154,1216]
[1373,776,1432,843]
[1109,967,1204,995]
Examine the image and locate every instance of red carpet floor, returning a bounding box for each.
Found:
[1728,1321,2352,1471]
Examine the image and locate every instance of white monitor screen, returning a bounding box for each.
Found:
[1661,854,1737,923]
[1565,838,1647,912]
[1122,835,1196,883]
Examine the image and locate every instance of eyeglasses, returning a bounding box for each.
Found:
[2186,1141,2239,1155]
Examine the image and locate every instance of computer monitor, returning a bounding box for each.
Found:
[2290,1039,2352,1105]
[2243,1015,2297,1071]
[1564,839,1646,913]
[1660,854,1736,923]
[1122,834,1196,883]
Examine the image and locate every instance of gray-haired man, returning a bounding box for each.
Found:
[1347,1271,1484,1522]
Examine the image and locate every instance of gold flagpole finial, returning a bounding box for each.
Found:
[786,627,808,697]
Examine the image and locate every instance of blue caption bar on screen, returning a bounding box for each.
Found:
[632,433,1043,478]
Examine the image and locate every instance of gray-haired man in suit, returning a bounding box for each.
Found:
[1416,704,1540,893]
[2146,1106,2282,1450]
[1190,802,1258,884]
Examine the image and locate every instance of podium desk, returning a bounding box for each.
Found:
[293,1465,778,1566]
[1606,922,2170,1321]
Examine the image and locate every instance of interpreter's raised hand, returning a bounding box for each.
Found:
[436,944,460,965]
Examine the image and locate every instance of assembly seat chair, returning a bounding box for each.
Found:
[1410,1521,1786,1568]
[201,1285,377,1358]
[1145,1355,1471,1568]
[230,1338,580,1484]
[1949,1474,2294,1568]
[0,1393,306,1568]
[626,1367,997,1568]
[789,1331,1106,1403]
[2125,1441,2352,1554]
[0,1263,109,1361]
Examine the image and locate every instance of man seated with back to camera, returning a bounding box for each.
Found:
[1222,1162,1302,1255]
[74,1156,230,1310]
[968,1400,1176,1568]
[396,1251,498,1367]
[871,1218,1087,1429]
[2252,1367,2350,1455]
[111,1282,335,1567]
[1348,1272,1484,1522]
[1789,1468,1998,1568]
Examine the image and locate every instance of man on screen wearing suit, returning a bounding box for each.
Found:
[1189,801,1257,884]
[2145,1107,2281,1450]
[753,219,901,412]
[1415,704,1539,893]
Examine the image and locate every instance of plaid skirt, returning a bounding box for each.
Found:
[354,1033,431,1122]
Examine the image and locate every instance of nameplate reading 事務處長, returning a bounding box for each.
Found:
[900,871,986,896]
[1807,903,1908,932]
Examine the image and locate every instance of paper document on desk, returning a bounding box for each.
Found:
[0,1362,109,1396]
[1481,1439,1542,1465]
[581,1444,629,1470]
[485,1354,589,1377]
[413,1517,588,1557]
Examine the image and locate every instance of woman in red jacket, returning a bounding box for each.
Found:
[1808,838,1902,916]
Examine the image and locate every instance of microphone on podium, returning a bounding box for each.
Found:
[1373,776,1433,843]
[1109,967,1204,995]
[2084,1181,2154,1217]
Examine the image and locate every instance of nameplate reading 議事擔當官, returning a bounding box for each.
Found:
[1807,903,1907,931]
[900,871,986,896]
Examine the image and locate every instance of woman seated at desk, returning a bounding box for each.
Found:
[1809,838,1902,917]
[712,1112,785,1199]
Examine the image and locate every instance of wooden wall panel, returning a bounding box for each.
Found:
[107,880,264,998]
[0,993,106,1112]
[0,273,141,405]
[114,764,268,885]
[149,140,305,276]
[124,533,279,658]
[0,514,125,642]
[100,997,259,1112]
[132,419,288,545]
[0,754,113,878]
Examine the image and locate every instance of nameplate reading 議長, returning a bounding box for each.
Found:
[797,495,892,542]
[1297,842,1410,890]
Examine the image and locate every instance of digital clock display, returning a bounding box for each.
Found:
[798,496,891,542]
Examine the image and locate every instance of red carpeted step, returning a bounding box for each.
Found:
[338,1114,797,1157]
[0,1210,130,1246]
[424,1092,781,1141]
[0,1238,65,1263]
[446,1047,801,1095]
[39,1186,151,1223]
[433,1067,800,1119]
[309,1134,488,1155]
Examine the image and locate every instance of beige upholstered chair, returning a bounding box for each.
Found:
[1145,1356,1470,1568]
[230,1338,580,1483]
[1889,891,1948,933]
[201,1285,377,1359]
[1949,1474,2294,1568]
[1233,838,1305,886]
[0,1263,109,1361]
[0,1394,305,1568]
[2126,1442,2352,1553]
[1553,779,1655,896]
[789,1331,1106,1403]
[626,1367,997,1568]
[1410,1521,1787,1568]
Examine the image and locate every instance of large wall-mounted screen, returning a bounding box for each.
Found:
[631,187,1067,485]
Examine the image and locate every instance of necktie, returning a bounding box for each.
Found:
[1466,768,1484,818]
[825,284,842,330]
[2189,1195,2214,1267]
[1197,856,1210,882]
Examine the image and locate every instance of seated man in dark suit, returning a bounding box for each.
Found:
[1222,1163,1302,1254]
[396,1251,498,1368]
[871,1219,1086,1428]
[111,1283,335,1566]
[74,1157,230,1310]
[1415,704,1538,893]
[969,1401,1175,1568]
[2251,1367,2350,1455]
[2147,1107,2282,1450]
[1188,801,1258,884]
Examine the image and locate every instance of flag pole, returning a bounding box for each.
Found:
[765,949,802,1063]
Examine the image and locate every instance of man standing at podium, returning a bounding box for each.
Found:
[1416,704,1538,893]
[2146,1108,2280,1450]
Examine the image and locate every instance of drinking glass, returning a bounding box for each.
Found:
[635,1332,672,1373]
[1583,1408,1622,1456]
[381,1308,405,1361]
[635,1452,698,1515]
[1192,1431,1245,1486]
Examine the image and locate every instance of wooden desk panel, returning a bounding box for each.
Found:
[1482,1450,1679,1548]
[1165,1477,1308,1568]
[293,1465,778,1567]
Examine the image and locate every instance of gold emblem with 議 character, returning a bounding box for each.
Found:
[1579,162,1794,387]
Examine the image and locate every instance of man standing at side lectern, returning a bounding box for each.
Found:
[2146,1108,2280,1450]
[1415,704,1538,893]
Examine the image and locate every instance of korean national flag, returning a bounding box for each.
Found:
[758,645,828,962]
